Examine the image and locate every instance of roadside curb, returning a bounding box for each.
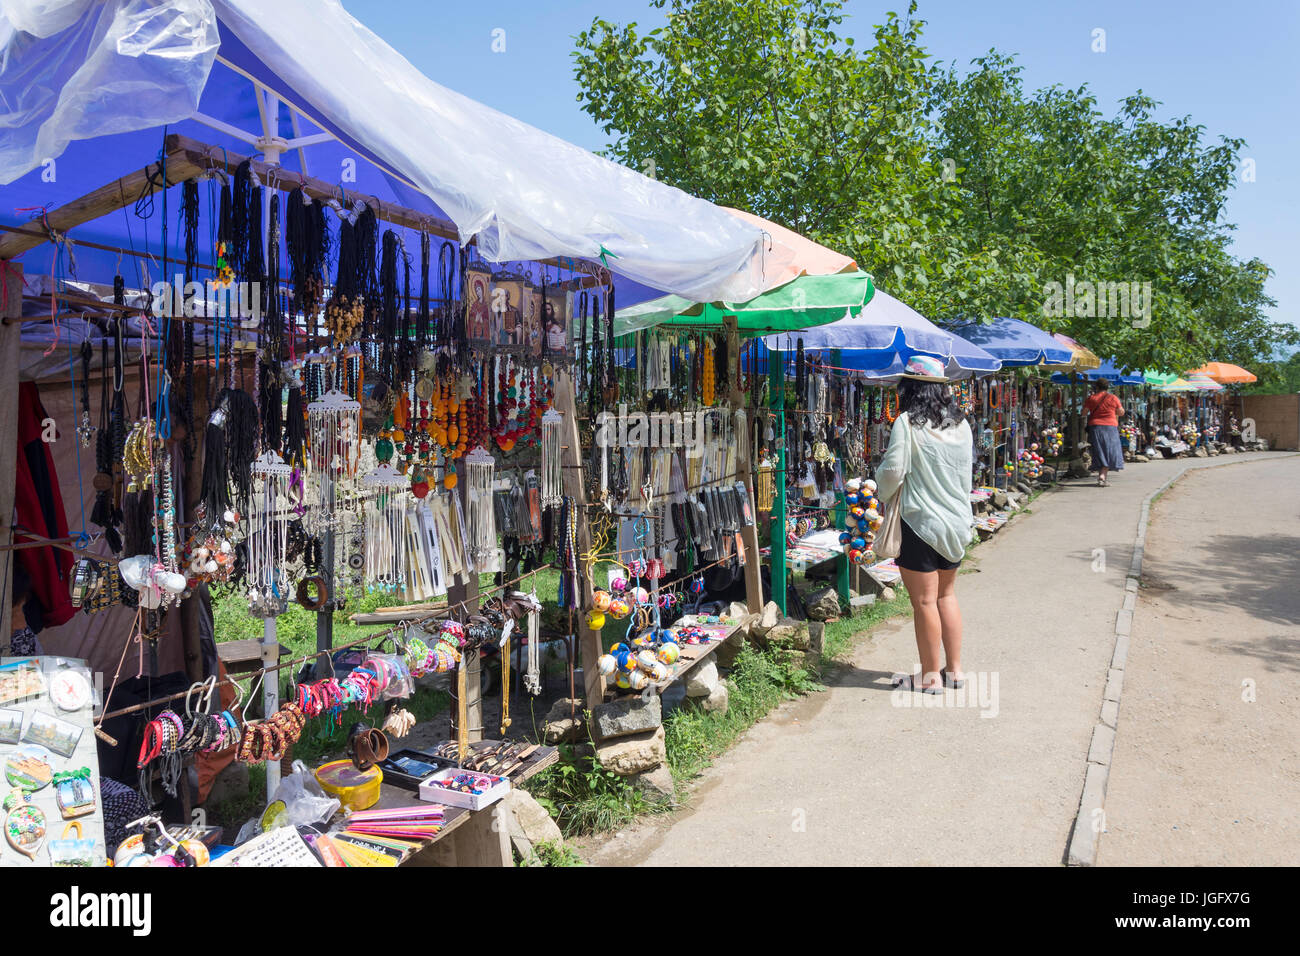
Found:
[1065,452,1300,866]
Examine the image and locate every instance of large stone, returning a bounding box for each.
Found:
[764,619,810,651]
[701,682,729,714]
[805,586,841,622]
[991,489,1009,509]
[726,601,749,622]
[629,765,675,803]
[1133,454,1149,463]
[596,725,666,776]
[714,627,746,668]
[857,569,889,597]
[807,620,825,656]
[752,601,781,637]
[1068,458,1091,479]
[505,788,563,859]
[1193,446,1209,458]
[1040,466,1057,481]
[686,680,731,714]
[880,586,896,603]
[684,659,719,697]
[541,697,586,745]
[591,694,662,741]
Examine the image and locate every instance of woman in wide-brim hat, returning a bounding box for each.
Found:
[878,355,975,694]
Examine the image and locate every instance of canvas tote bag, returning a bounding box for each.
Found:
[872,414,912,560]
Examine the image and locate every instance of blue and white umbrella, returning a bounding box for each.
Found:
[761,288,1000,379]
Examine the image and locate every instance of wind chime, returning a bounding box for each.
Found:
[540,407,563,509]
[362,463,409,594]
[464,447,498,570]
[246,451,291,617]
[306,385,362,529]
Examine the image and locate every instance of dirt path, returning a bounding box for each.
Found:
[1098,455,1300,865]
[575,451,1289,867]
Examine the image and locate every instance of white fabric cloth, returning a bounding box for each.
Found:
[875,411,974,564]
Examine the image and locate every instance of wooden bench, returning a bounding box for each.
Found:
[217,638,291,675]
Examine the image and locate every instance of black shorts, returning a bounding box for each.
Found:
[897,520,961,573]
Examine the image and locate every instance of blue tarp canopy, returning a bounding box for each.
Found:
[0,0,764,304]
[947,317,1074,367]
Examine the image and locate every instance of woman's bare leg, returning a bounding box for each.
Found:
[899,567,942,688]
[936,567,962,678]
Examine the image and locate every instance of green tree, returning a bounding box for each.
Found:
[574,0,971,305]
[573,0,1296,374]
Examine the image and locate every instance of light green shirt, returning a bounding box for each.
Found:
[875,411,974,563]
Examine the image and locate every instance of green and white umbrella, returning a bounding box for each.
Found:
[613,271,876,337]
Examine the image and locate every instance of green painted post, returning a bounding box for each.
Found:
[832,349,850,612]
[769,348,787,616]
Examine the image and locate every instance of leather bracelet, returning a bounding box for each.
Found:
[237,723,256,763]
[296,575,328,610]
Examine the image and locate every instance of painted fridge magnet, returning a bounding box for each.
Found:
[22,711,83,758]
[48,821,99,867]
[53,767,96,819]
[4,744,54,791]
[4,788,48,860]
[0,661,45,706]
[0,707,23,745]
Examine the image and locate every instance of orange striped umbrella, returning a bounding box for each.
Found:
[1187,362,1256,384]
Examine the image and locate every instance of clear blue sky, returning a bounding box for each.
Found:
[348,0,1297,335]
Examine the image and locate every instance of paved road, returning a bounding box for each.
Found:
[1098,455,1300,865]
[578,451,1289,867]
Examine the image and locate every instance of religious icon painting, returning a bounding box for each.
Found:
[490,270,527,352]
[544,291,570,360]
[465,261,494,351]
[525,279,544,358]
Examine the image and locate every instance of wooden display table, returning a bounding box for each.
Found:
[356,742,559,867]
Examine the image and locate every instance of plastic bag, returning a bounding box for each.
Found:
[366,652,413,700]
[270,759,339,828]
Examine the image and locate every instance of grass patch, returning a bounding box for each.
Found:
[664,641,814,782]
[522,740,669,837]
[819,587,912,661]
[517,840,586,867]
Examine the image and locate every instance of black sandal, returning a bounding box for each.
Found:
[892,674,942,695]
[940,668,966,689]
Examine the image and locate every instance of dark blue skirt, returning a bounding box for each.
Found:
[1088,424,1125,471]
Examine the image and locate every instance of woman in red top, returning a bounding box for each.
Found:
[1083,379,1125,486]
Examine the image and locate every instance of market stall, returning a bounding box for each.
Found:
[0,0,777,867]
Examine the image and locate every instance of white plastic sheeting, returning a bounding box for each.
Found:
[0,0,766,302]
[0,0,219,182]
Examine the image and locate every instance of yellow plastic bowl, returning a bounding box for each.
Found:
[314,759,384,811]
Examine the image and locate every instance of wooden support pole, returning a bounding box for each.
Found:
[447,481,482,743]
[0,153,204,260]
[553,368,602,707]
[0,262,21,643]
[725,317,763,615]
